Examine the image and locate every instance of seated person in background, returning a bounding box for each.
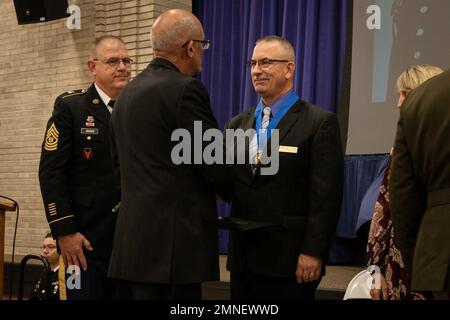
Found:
[30,232,60,300]
[366,65,443,300]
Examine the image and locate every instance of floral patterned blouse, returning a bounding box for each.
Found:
[366,156,412,300]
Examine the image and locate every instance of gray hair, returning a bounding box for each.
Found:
[90,35,125,58]
[256,35,296,62]
[151,16,197,51]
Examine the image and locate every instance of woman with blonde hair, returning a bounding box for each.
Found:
[396,65,444,107]
[366,64,443,300]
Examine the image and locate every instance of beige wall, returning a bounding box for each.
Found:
[0,0,191,259]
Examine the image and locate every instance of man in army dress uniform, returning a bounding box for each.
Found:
[38,35,131,299]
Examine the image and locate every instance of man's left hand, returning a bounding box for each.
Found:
[296,254,322,284]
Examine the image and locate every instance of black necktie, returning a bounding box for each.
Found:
[108,100,116,108]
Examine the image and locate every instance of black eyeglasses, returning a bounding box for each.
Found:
[42,245,57,251]
[246,58,290,69]
[93,57,134,68]
[181,39,211,50]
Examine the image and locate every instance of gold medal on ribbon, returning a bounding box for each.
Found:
[255,153,261,165]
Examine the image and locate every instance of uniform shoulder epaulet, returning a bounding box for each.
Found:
[60,88,88,99]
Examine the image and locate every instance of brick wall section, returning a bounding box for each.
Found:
[0,0,191,259]
[95,0,191,75]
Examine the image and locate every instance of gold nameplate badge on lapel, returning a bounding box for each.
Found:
[279,146,298,154]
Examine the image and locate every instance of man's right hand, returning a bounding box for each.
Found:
[57,232,93,271]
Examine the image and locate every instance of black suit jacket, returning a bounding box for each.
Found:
[108,58,228,284]
[39,84,120,259]
[225,100,344,277]
[390,69,450,291]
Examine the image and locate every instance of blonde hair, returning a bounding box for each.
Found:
[396,64,443,91]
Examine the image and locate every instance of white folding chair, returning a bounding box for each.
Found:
[343,269,372,300]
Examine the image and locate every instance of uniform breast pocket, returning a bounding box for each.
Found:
[278,147,303,165]
[277,145,309,175]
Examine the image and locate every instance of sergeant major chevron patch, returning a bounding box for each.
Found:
[44,123,59,151]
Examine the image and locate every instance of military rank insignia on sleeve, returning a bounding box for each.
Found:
[44,123,59,151]
[48,203,57,216]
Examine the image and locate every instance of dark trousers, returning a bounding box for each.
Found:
[66,257,113,300]
[231,271,321,300]
[114,280,202,300]
[448,261,450,298]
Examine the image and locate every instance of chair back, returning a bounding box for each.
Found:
[343,269,372,300]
